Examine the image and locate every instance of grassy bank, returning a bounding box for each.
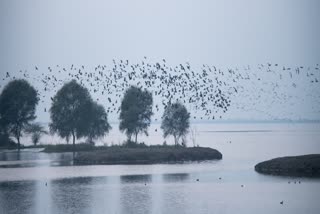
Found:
[42,144,97,153]
[255,154,320,177]
[73,146,222,165]
[1,143,223,165]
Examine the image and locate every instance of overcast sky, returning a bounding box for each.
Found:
[0,0,319,122]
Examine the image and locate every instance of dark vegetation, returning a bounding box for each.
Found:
[0,131,16,149]
[42,143,97,153]
[119,86,153,143]
[0,79,38,149]
[255,154,320,177]
[49,80,111,147]
[74,146,222,165]
[161,102,190,146]
[25,123,48,146]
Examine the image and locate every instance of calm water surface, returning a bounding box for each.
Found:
[0,122,320,214]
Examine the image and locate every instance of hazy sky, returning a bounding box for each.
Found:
[1,0,319,67]
[0,0,320,122]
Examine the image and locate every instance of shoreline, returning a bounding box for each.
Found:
[0,144,223,166]
[73,146,222,165]
[255,154,320,177]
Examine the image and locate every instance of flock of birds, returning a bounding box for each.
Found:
[2,61,318,208]
[2,59,318,211]
[1,58,320,122]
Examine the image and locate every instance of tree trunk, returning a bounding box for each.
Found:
[135,131,138,144]
[174,135,177,146]
[72,132,76,146]
[72,131,76,159]
[16,125,21,151]
[17,135,20,151]
[89,136,93,145]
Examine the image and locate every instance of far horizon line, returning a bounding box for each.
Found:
[37,119,320,125]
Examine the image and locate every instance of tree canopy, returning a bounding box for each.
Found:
[0,79,38,148]
[119,86,153,143]
[161,102,190,146]
[50,80,93,145]
[85,101,111,144]
[50,80,111,147]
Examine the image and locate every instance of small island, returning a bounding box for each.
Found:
[39,144,222,165]
[255,154,320,177]
[60,145,222,165]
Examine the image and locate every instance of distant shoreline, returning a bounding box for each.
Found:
[255,154,320,177]
[27,120,320,127]
[201,130,273,133]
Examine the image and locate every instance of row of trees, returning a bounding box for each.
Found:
[0,79,190,149]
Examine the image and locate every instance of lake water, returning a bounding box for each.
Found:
[0,122,320,214]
